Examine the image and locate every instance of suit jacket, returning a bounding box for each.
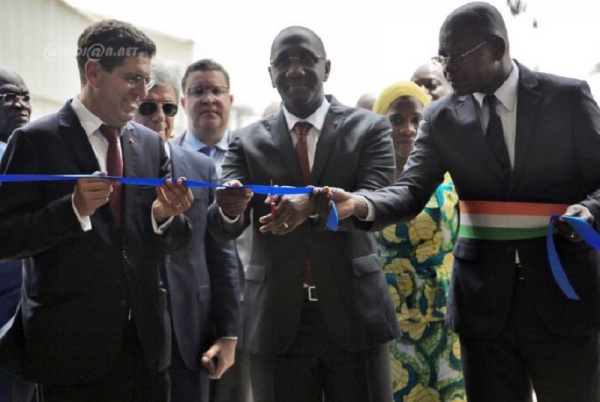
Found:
[208,96,400,356]
[0,100,191,384]
[366,62,600,338]
[164,142,240,370]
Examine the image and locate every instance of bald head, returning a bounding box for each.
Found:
[442,2,509,47]
[0,67,31,142]
[356,93,376,111]
[411,62,451,100]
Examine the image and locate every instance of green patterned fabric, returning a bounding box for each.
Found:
[376,174,466,402]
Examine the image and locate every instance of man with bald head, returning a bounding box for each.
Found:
[208,25,399,401]
[411,62,451,101]
[355,93,376,111]
[0,67,36,402]
[332,2,600,401]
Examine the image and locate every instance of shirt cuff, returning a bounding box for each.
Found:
[72,194,92,232]
[152,212,174,234]
[356,195,375,221]
[219,207,240,223]
[218,336,238,340]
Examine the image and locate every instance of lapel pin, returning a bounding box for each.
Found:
[128,138,134,144]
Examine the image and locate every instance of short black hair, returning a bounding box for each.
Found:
[181,59,230,94]
[270,26,326,60]
[76,20,156,86]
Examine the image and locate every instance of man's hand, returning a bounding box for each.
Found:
[200,338,237,380]
[320,186,368,220]
[555,203,594,242]
[216,180,253,219]
[259,194,313,234]
[73,171,114,217]
[152,178,193,223]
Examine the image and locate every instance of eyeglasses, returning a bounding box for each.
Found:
[270,53,326,69]
[120,74,152,89]
[185,86,229,98]
[432,37,496,67]
[138,101,178,117]
[0,93,31,105]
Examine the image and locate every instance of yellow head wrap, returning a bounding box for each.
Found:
[372,81,431,116]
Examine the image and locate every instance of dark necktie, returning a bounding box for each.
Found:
[200,146,216,159]
[293,122,312,186]
[100,124,123,226]
[293,122,315,286]
[484,95,511,181]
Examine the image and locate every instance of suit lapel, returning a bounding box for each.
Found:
[122,127,140,179]
[511,62,541,191]
[269,112,305,186]
[57,101,100,173]
[455,94,507,184]
[312,98,344,185]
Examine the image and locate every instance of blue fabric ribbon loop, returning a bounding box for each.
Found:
[0,174,338,230]
[547,215,600,301]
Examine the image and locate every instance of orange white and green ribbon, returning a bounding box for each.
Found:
[459,201,569,240]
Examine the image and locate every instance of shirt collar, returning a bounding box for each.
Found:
[71,96,130,137]
[473,60,519,112]
[282,97,331,132]
[182,130,229,152]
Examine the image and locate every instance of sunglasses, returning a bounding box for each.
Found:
[138,101,178,117]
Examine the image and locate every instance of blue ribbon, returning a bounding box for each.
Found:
[0,174,338,230]
[547,215,600,300]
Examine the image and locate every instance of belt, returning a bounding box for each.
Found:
[303,285,318,302]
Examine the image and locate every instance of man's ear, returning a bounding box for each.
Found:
[323,59,331,82]
[85,59,103,88]
[180,96,186,109]
[492,37,507,61]
[268,66,276,88]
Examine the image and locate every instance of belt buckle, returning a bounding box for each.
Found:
[308,286,318,302]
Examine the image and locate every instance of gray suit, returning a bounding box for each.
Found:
[365,62,600,401]
[208,96,400,401]
[164,143,240,402]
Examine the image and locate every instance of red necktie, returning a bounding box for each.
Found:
[293,122,312,186]
[100,124,123,226]
[293,122,315,286]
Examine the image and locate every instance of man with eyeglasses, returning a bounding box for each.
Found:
[133,61,240,402]
[329,2,600,401]
[0,20,193,402]
[207,26,399,402]
[0,66,38,402]
[177,58,254,402]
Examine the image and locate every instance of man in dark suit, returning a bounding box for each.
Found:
[0,20,192,402]
[134,61,240,402]
[0,66,37,402]
[176,58,252,402]
[333,2,600,401]
[207,26,400,402]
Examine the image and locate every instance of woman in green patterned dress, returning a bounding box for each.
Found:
[373,81,465,402]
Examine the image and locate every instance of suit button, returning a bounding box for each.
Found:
[119,299,128,307]
[165,256,171,263]
[122,250,128,259]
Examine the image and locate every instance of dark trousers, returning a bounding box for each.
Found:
[42,320,170,402]
[210,347,252,402]
[460,273,600,402]
[0,368,37,402]
[169,333,209,402]
[250,298,392,402]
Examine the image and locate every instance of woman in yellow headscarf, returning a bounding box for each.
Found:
[373,82,465,402]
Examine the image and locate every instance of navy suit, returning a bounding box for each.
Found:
[164,142,240,401]
[0,101,191,393]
